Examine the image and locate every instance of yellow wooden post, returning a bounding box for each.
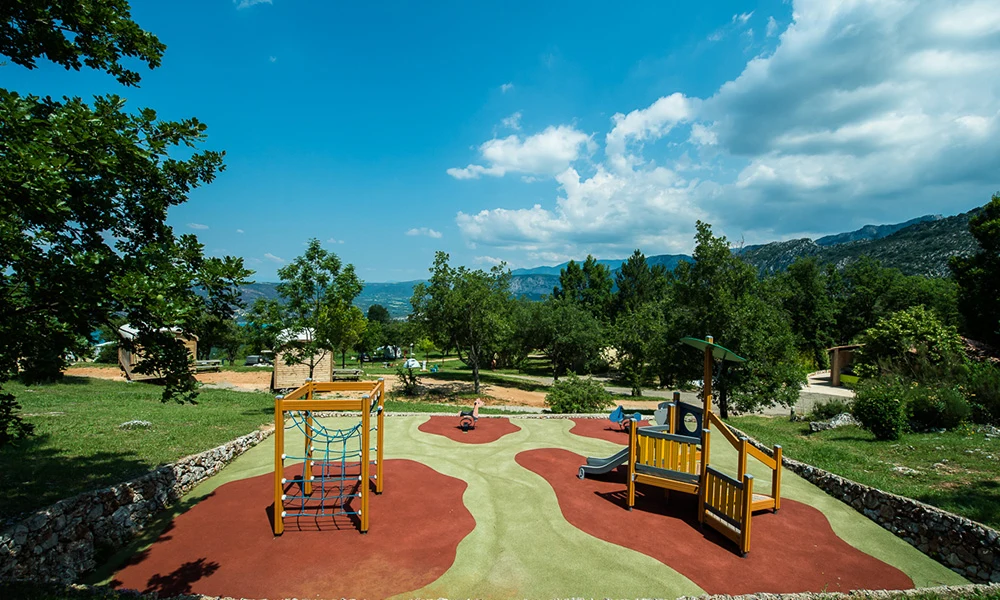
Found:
[360,394,371,533]
[698,427,710,524]
[737,437,748,481]
[703,335,714,422]
[273,395,285,536]
[772,445,783,511]
[376,379,385,494]
[741,473,754,556]
[627,420,637,510]
[303,411,313,497]
[669,391,679,434]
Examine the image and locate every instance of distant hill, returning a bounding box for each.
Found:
[239,209,979,317]
[511,254,691,277]
[814,215,942,246]
[737,210,977,277]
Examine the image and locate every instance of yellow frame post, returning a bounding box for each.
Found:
[360,394,371,533]
[376,378,385,494]
[273,395,285,536]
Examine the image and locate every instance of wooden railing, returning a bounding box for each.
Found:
[700,466,753,556]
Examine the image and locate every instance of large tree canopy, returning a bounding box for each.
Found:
[951,194,1000,348]
[1,1,250,445]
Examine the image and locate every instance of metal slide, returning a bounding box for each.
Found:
[577,447,630,479]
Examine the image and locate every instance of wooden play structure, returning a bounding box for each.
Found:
[116,324,197,382]
[272,378,385,535]
[625,336,783,556]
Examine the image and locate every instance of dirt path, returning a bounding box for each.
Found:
[64,366,273,391]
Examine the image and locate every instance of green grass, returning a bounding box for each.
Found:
[0,377,274,520]
[728,415,1000,529]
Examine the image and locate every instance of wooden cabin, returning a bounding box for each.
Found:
[271,328,334,391]
[117,324,198,382]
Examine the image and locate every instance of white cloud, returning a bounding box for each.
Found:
[269,56,277,63]
[502,112,522,131]
[766,16,779,37]
[475,255,506,266]
[447,125,594,179]
[709,11,755,42]
[500,82,514,93]
[326,237,345,244]
[187,223,209,230]
[235,0,272,9]
[406,227,443,239]
[236,229,244,234]
[264,253,285,263]
[452,0,1000,258]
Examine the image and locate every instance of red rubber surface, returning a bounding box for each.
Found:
[418,415,521,443]
[112,459,474,599]
[516,448,914,595]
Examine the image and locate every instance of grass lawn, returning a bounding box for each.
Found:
[728,416,1000,529]
[0,377,274,520]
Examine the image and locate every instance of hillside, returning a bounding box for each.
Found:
[238,208,978,317]
[737,210,977,276]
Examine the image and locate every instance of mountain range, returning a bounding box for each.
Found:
[239,208,978,318]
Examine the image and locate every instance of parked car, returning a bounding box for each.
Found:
[244,355,272,367]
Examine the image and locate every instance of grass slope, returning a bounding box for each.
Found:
[728,416,1000,529]
[0,377,274,520]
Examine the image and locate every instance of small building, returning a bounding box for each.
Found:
[271,328,334,390]
[117,324,198,382]
[827,344,863,387]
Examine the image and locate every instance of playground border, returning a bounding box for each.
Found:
[1,580,998,600]
[2,412,998,594]
[0,425,274,584]
[729,425,1000,584]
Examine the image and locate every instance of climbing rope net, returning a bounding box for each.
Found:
[272,380,386,535]
[281,413,367,523]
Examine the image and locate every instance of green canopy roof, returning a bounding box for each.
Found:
[680,337,746,362]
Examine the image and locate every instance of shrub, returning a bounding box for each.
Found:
[852,378,908,440]
[395,367,419,396]
[95,343,118,364]
[965,361,1000,426]
[854,306,966,383]
[545,373,614,414]
[810,398,853,421]
[907,385,970,431]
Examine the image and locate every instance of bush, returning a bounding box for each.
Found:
[852,378,908,440]
[965,361,1000,425]
[94,343,118,364]
[907,385,970,431]
[810,398,853,421]
[854,306,966,383]
[395,367,419,396]
[545,373,614,414]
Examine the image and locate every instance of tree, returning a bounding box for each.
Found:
[367,304,391,325]
[614,250,668,317]
[553,255,614,320]
[950,194,1000,347]
[613,302,663,396]
[411,252,512,393]
[1,2,250,445]
[273,239,363,380]
[772,257,836,367]
[243,298,282,355]
[853,306,966,383]
[332,306,367,368]
[666,222,803,417]
[541,300,605,379]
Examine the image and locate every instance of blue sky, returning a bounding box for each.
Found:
[8,0,1000,282]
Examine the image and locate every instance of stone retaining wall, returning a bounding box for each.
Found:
[0,426,273,584]
[729,426,1000,584]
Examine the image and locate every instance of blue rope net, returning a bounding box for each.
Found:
[280,412,366,525]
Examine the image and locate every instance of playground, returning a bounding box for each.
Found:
[98,366,969,598]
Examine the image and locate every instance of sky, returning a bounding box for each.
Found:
[7,0,1000,282]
